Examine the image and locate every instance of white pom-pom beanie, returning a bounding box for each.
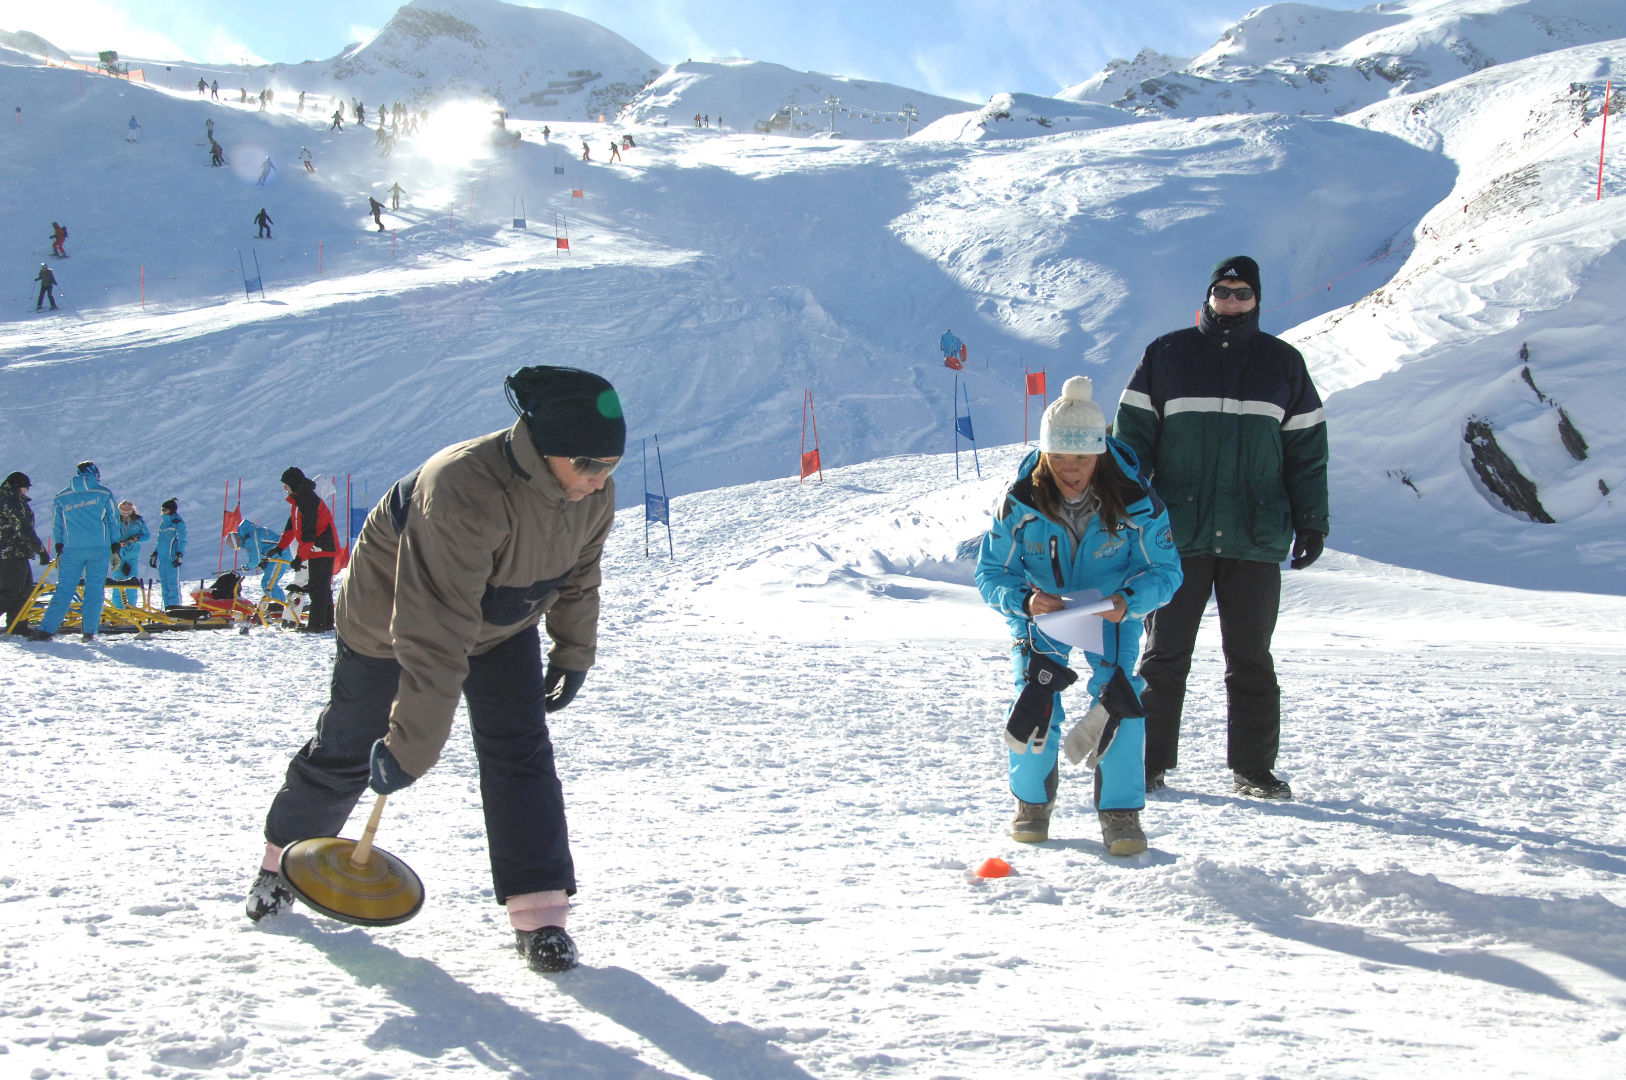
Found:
[1039,376,1107,455]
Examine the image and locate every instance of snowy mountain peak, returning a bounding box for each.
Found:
[1069,0,1626,119]
[293,0,662,119]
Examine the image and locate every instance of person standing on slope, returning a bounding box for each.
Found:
[274,467,338,632]
[50,221,67,257]
[254,208,273,238]
[329,108,344,132]
[975,377,1182,852]
[367,196,386,231]
[388,182,405,210]
[39,462,119,641]
[246,366,625,977]
[0,472,50,638]
[152,499,187,609]
[108,500,150,609]
[1113,255,1329,801]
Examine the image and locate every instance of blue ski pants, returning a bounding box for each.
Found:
[41,547,108,635]
[263,623,575,903]
[158,560,181,609]
[1007,641,1145,811]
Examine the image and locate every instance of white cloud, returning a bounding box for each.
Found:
[348,24,380,51]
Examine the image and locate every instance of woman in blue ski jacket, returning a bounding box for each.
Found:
[109,500,150,609]
[975,376,1182,854]
[40,461,119,639]
[153,499,188,609]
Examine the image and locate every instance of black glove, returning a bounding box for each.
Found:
[172,555,183,567]
[544,666,586,712]
[1004,650,1078,754]
[368,740,415,794]
[290,556,305,572]
[1289,530,1324,570]
[257,557,269,570]
[111,542,121,556]
[149,551,158,568]
[54,542,63,555]
[38,551,50,566]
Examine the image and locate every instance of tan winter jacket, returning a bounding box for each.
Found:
[338,419,615,777]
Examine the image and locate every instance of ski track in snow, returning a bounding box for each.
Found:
[3,446,1625,1079]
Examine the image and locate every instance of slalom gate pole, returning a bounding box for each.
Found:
[655,434,673,558]
[1600,79,1612,203]
[642,438,649,558]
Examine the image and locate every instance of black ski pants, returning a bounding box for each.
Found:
[263,624,575,903]
[1,556,35,629]
[304,554,334,632]
[1138,555,1281,776]
[36,283,55,309]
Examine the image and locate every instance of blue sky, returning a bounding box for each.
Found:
[0,0,1366,102]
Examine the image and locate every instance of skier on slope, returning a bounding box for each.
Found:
[974,377,1182,853]
[367,195,386,231]
[608,140,621,163]
[152,499,187,610]
[108,500,150,610]
[50,221,67,257]
[389,182,405,210]
[34,263,57,310]
[581,140,590,161]
[209,138,224,167]
[329,108,344,132]
[254,208,273,238]
[299,147,314,173]
[126,115,141,142]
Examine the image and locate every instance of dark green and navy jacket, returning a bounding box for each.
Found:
[1113,308,1329,563]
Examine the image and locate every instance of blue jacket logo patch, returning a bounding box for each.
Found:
[1156,525,1175,550]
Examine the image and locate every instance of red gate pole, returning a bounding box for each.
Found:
[1600,79,1613,203]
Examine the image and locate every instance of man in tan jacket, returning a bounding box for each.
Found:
[247,365,624,974]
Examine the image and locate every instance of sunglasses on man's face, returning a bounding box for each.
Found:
[1210,285,1255,301]
[569,456,621,478]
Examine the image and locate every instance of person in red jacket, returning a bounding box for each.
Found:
[276,467,338,632]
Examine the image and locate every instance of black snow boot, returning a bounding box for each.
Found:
[1233,769,1293,800]
[515,926,579,973]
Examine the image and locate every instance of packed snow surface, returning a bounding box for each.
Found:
[1,1,1626,1074]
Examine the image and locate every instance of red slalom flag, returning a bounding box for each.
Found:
[221,505,243,537]
[1026,371,1046,396]
[556,237,569,250]
[800,448,821,479]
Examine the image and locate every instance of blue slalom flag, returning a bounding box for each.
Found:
[955,415,974,441]
[645,492,669,525]
[349,506,369,539]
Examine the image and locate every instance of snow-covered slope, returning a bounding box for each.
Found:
[0,0,1622,599]
[2,445,1624,1078]
[619,58,972,136]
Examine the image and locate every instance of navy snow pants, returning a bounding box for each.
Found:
[263,623,575,902]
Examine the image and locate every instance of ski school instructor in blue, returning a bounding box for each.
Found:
[975,376,1182,855]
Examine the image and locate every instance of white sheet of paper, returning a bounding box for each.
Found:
[1032,590,1114,653]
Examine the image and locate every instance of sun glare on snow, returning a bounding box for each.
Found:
[413,100,504,164]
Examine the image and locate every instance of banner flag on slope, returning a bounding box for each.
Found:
[800,390,823,482]
[1024,367,1048,443]
[642,435,674,558]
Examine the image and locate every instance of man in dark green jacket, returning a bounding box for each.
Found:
[1113,255,1329,800]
